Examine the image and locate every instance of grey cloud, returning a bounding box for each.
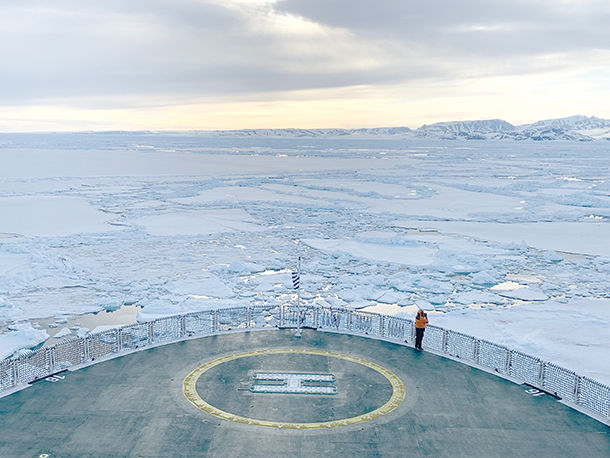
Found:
[1,0,407,105]
[0,0,608,106]
[1,2,249,99]
[276,0,610,56]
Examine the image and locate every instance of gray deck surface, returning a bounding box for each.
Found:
[1,329,609,458]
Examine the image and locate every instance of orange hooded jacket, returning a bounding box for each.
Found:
[415,311,428,329]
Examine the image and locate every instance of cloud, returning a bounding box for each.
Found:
[0,0,412,105]
[0,0,609,128]
[273,1,610,84]
[276,0,610,55]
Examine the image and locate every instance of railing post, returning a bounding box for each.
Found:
[279,306,284,328]
[441,330,448,353]
[410,321,416,344]
[572,374,580,403]
[347,310,352,331]
[537,361,545,388]
[49,346,56,374]
[112,329,119,353]
[83,337,90,362]
[180,315,187,337]
[12,358,19,385]
[246,307,252,328]
[117,327,124,352]
[148,321,154,345]
[314,306,319,329]
[379,314,385,337]
[504,350,512,376]
[213,310,220,332]
[473,339,480,365]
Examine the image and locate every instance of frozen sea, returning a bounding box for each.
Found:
[1,134,609,385]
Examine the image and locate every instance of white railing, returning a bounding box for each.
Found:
[1,305,609,424]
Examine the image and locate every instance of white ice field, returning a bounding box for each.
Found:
[0,134,609,385]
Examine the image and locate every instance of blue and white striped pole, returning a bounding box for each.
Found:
[291,271,300,290]
[293,256,301,337]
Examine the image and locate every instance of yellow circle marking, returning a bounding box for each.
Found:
[183,349,405,429]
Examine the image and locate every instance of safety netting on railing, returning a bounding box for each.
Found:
[120,322,150,350]
[509,350,542,387]
[53,337,85,371]
[477,339,508,374]
[184,310,215,336]
[17,348,51,385]
[317,307,349,331]
[152,316,182,343]
[1,304,608,426]
[88,329,119,361]
[421,325,444,352]
[249,305,281,329]
[543,362,577,401]
[0,358,15,391]
[217,307,249,331]
[446,330,476,362]
[281,305,317,329]
[351,310,382,337]
[382,315,412,344]
[578,376,610,418]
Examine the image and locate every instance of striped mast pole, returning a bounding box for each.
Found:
[292,256,302,337]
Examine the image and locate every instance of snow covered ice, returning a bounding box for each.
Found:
[0,134,609,385]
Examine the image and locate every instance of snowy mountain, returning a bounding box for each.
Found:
[201,126,413,139]
[520,115,610,131]
[416,119,515,140]
[194,115,610,141]
[518,115,610,141]
[512,126,594,142]
[2,116,609,143]
[413,116,610,141]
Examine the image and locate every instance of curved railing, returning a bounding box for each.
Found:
[1,305,609,425]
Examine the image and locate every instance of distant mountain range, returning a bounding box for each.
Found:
[197,115,610,141]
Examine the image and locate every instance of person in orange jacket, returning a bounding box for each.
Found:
[415,309,428,351]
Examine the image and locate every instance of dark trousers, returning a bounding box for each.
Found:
[415,328,425,349]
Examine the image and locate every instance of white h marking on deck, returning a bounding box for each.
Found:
[250,372,337,395]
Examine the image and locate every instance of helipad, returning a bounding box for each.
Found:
[182,349,406,428]
[1,330,609,457]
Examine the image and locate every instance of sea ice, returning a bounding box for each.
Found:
[0,136,609,386]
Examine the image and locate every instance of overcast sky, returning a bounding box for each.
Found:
[1,0,609,131]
